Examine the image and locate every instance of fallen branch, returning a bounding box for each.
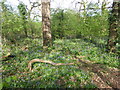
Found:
[0,53,16,61]
[28,59,74,71]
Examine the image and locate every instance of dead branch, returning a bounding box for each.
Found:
[28,59,75,71]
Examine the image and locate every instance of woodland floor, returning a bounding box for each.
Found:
[1,38,120,89]
[74,56,120,89]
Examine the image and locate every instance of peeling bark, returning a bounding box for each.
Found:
[42,0,52,47]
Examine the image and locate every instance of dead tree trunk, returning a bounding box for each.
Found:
[107,0,120,52]
[42,0,52,47]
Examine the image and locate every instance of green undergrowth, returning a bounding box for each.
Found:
[2,38,119,88]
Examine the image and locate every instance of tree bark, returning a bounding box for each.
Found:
[107,0,120,52]
[42,0,52,47]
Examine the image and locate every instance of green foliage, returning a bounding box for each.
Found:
[1,1,42,43]
[51,8,109,40]
[2,38,119,88]
[1,0,119,88]
[1,2,23,42]
[51,9,80,39]
[18,2,27,19]
[84,83,97,89]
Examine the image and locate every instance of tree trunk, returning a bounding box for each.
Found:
[58,10,64,39]
[42,0,52,47]
[101,0,107,15]
[107,0,120,52]
[18,2,28,37]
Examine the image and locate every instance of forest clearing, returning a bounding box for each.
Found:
[0,0,120,89]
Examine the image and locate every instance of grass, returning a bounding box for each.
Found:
[2,38,119,88]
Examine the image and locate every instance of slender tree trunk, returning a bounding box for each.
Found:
[58,10,64,39]
[42,0,52,47]
[23,21,28,37]
[18,2,28,37]
[101,0,107,15]
[107,0,120,52]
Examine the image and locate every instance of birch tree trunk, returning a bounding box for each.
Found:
[42,0,52,47]
[107,0,120,52]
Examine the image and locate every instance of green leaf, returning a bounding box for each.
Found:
[5,77,11,82]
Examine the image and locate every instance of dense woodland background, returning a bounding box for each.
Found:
[0,0,120,89]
